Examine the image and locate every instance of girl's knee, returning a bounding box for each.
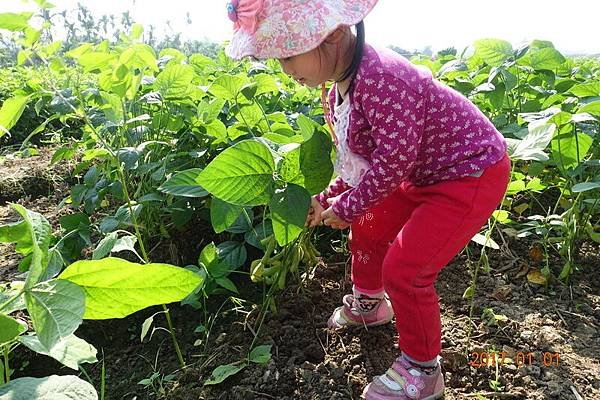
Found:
[381,255,440,291]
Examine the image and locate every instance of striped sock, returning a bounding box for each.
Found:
[401,352,439,375]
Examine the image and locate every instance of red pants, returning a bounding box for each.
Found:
[350,155,511,361]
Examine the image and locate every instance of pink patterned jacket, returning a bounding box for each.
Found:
[315,44,507,223]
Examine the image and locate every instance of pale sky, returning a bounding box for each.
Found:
[4,0,600,54]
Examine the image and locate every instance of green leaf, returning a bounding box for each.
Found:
[506,179,526,196]
[210,198,244,234]
[491,210,510,223]
[269,184,310,246]
[198,140,275,206]
[579,100,600,116]
[217,241,247,270]
[0,375,98,400]
[237,103,264,129]
[570,81,600,98]
[0,96,30,137]
[249,344,272,364]
[253,74,279,96]
[208,74,249,101]
[0,12,33,31]
[0,314,25,345]
[140,315,154,342]
[203,119,228,144]
[92,232,118,260]
[552,132,593,172]
[245,221,274,250]
[280,130,334,195]
[11,204,52,289]
[474,39,513,66]
[572,182,600,193]
[0,288,26,315]
[471,233,500,250]
[525,177,546,192]
[111,235,138,255]
[215,277,238,293]
[99,63,134,98]
[33,0,56,9]
[528,48,565,70]
[159,48,186,64]
[59,258,202,320]
[199,242,218,268]
[24,280,85,350]
[463,285,474,299]
[155,64,195,99]
[0,220,33,255]
[198,98,226,123]
[204,363,246,386]
[550,111,572,127]
[23,28,40,48]
[508,123,556,162]
[225,208,254,234]
[76,52,117,73]
[158,169,209,198]
[59,213,90,232]
[296,114,317,140]
[64,43,93,59]
[127,22,142,38]
[19,334,97,370]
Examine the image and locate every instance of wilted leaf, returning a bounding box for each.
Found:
[527,269,548,285]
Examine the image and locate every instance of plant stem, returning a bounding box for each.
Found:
[161,305,186,369]
[3,345,10,383]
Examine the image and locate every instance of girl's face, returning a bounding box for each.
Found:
[278,48,335,88]
[278,27,352,88]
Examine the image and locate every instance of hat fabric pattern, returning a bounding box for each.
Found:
[226,0,379,60]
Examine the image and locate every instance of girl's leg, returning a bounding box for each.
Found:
[327,183,418,328]
[382,155,510,362]
[362,155,510,399]
[349,182,417,292]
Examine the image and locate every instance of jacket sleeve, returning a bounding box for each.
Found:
[315,177,351,209]
[331,74,427,223]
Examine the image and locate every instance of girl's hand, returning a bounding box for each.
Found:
[321,199,351,230]
[306,196,325,227]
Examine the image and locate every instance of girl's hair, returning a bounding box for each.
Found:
[337,20,365,85]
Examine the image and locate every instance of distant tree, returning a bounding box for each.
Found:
[436,47,457,57]
[0,2,224,65]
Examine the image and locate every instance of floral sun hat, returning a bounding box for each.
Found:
[226,0,379,60]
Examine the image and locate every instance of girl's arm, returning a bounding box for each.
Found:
[331,74,427,223]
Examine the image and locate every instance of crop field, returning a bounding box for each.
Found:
[0,3,599,400]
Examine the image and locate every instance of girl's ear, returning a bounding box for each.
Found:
[323,26,348,44]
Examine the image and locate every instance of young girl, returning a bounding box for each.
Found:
[226,1,510,399]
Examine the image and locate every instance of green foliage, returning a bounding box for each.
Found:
[0,203,202,393]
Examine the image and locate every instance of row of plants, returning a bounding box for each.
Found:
[418,39,600,279]
[0,4,598,398]
[0,6,335,398]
